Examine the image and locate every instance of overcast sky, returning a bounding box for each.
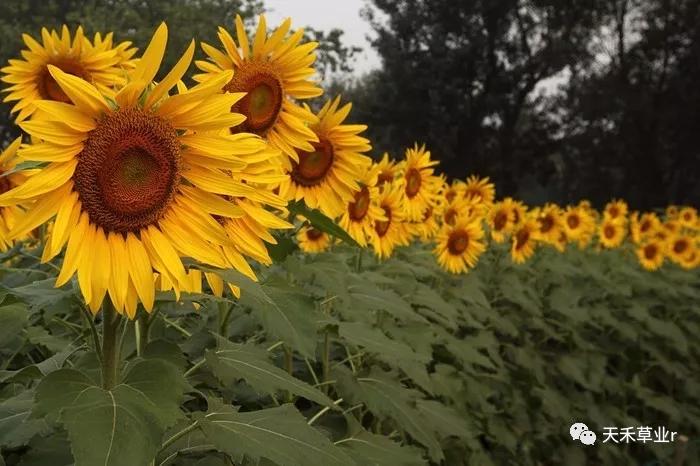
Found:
[263,0,381,74]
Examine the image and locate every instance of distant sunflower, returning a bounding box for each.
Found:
[534,204,563,246]
[441,196,482,226]
[375,152,400,187]
[297,225,331,253]
[441,179,465,203]
[603,199,628,222]
[598,217,626,249]
[636,240,665,271]
[1,25,136,122]
[511,218,539,264]
[434,216,486,274]
[196,15,322,164]
[399,144,442,221]
[679,246,700,270]
[371,182,411,259]
[278,97,372,218]
[630,212,660,244]
[665,205,680,220]
[0,138,28,251]
[0,24,282,317]
[410,202,442,243]
[678,207,698,230]
[667,234,694,265]
[463,175,495,206]
[562,205,595,244]
[488,198,518,243]
[338,164,386,247]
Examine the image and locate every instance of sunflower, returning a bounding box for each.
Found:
[441,195,482,226]
[679,245,700,270]
[410,202,442,243]
[0,137,29,251]
[375,152,400,187]
[463,175,495,206]
[665,205,680,220]
[666,234,695,265]
[487,198,518,243]
[371,182,411,259]
[195,15,322,164]
[562,205,595,245]
[434,216,486,273]
[338,163,386,247]
[511,218,539,264]
[2,25,136,123]
[636,240,665,271]
[0,24,284,317]
[441,179,465,203]
[598,217,626,249]
[278,97,372,218]
[603,199,628,222]
[677,206,698,230]
[534,204,564,247]
[630,212,660,244]
[297,225,331,253]
[399,144,442,221]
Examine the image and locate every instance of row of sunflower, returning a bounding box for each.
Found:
[0,17,697,322]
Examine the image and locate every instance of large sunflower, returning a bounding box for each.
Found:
[598,217,626,249]
[278,97,372,218]
[399,144,441,221]
[0,138,28,251]
[338,163,386,247]
[195,14,322,164]
[0,24,282,317]
[562,205,595,246]
[2,25,136,123]
[371,182,411,259]
[434,216,486,273]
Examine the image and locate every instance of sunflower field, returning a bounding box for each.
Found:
[0,15,698,466]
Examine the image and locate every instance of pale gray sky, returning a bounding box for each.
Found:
[263,0,381,74]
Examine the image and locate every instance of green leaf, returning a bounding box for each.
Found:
[206,338,334,408]
[0,390,49,448]
[334,368,443,462]
[142,339,187,371]
[197,402,355,466]
[122,359,187,427]
[288,200,358,246]
[17,431,74,466]
[266,234,299,263]
[338,430,427,466]
[0,303,28,348]
[346,278,422,323]
[25,326,72,353]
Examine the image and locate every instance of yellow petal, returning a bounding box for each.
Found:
[126,232,155,312]
[145,39,195,109]
[131,22,168,85]
[32,100,96,132]
[47,65,110,117]
[107,232,129,313]
[56,213,89,287]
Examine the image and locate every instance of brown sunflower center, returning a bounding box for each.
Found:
[291,138,334,187]
[514,228,530,250]
[673,239,689,255]
[644,243,658,260]
[348,186,370,221]
[604,225,616,239]
[377,171,393,186]
[444,208,457,226]
[640,220,651,233]
[39,60,91,103]
[75,107,180,233]
[405,168,422,198]
[494,211,508,231]
[422,206,433,221]
[539,215,554,233]
[225,65,283,135]
[306,228,324,241]
[446,190,456,203]
[375,206,392,237]
[567,214,580,229]
[447,230,469,255]
[683,212,692,221]
[464,189,480,201]
[512,209,521,225]
[0,171,11,194]
[608,206,619,218]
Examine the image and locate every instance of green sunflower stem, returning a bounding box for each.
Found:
[322,331,331,394]
[101,300,122,390]
[135,311,149,357]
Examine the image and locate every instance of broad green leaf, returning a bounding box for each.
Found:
[0,390,49,448]
[197,402,355,466]
[122,359,187,427]
[142,339,187,371]
[337,430,427,466]
[346,278,422,323]
[0,303,28,347]
[206,338,334,408]
[17,431,73,466]
[288,200,358,246]
[334,368,443,462]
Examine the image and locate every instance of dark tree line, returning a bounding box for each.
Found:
[340,0,700,209]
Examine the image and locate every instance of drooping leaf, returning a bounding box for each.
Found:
[0,303,28,349]
[197,401,356,466]
[288,200,359,246]
[337,430,427,466]
[0,390,50,448]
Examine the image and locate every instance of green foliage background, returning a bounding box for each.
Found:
[0,234,698,465]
